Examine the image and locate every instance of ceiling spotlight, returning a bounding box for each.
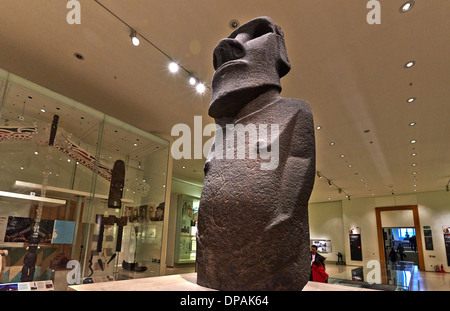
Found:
[189,77,197,85]
[196,83,206,94]
[404,60,415,68]
[130,30,140,46]
[407,97,416,103]
[169,61,179,73]
[400,1,415,13]
[328,180,332,187]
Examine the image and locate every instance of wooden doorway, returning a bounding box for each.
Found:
[375,205,425,273]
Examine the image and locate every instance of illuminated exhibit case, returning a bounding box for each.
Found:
[0,69,169,289]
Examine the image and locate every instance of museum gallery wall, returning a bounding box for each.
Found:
[309,191,450,272]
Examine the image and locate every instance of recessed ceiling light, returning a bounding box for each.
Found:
[409,122,416,126]
[410,139,417,144]
[400,1,415,13]
[407,97,416,103]
[40,109,46,113]
[413,172,417,175]
[182,166,186,169]
[412,153,417,156]
[316,126,322,130]
[412,163,417,167]
[189,77,197,85]
[340,154,345,158]
[404,61,415,68]
[330,142,335,146]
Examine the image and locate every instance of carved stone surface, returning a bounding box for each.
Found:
[197,16,316,291]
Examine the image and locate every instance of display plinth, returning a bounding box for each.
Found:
[68,273,377,291]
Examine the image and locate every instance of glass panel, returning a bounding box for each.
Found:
[0,69,169,290]
[175,194,199,264]
[328,264,415,291]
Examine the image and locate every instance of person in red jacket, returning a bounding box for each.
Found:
[311,255,329,283]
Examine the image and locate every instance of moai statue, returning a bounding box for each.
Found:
[197,16,316,290]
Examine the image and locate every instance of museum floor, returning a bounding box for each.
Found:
[166,264,450,291]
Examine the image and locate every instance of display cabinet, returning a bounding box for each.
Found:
[0,69,169,289]
[174,194,199,264]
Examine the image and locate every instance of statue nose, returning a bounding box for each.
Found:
[213,38,246,70]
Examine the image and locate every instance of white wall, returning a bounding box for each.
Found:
[339,191,450,271]
[417,191,450,271]
[309,190,450,272]
[342,196,382,266]
[308,200,345,262]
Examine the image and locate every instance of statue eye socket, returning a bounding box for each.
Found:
[251,22,274,39]
[230,20,274,42]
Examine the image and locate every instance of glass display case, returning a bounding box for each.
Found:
[0,68,169,290]
[174,194,199,264]
[327,263,415,291]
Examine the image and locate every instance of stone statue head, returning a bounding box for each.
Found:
[209,16,291,118]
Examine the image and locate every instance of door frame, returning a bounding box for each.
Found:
[375,205,425,273]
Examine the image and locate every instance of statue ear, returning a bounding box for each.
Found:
[275,25,291,78]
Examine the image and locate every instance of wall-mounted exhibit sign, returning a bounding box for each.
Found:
[349,227,362,261]
[423,226,433,251]
[443,226,450,266]
[310,239,332,253]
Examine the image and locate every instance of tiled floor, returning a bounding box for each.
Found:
[165,263,450,291]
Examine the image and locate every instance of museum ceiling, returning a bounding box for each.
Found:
[0,0,449,203]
